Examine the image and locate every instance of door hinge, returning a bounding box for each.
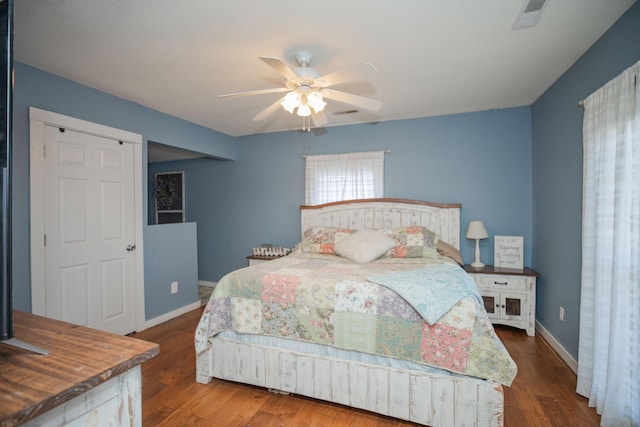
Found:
[44,234,47,247]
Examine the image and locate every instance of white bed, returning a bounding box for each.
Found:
[196,198,507,427]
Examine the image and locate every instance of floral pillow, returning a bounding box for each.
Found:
[382,226,439,258]
[298,226,354,255]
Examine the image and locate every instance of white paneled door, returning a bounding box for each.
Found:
[42,125,137,335]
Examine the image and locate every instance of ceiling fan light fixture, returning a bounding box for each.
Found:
[307,91,327,114]
[221,51,382,130]
[281,91,300,114]
[296,100,311,117]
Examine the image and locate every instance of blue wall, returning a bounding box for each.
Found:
[14,2,638,344]
[144,223,199,319]
[156,107,533,283]
[531,3,640,359]
[12,62,236,320]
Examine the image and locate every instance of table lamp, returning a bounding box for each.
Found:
[466,220,489,268]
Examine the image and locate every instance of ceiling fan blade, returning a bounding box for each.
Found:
[218,87,289,99]
[316,63,378,87]
[252,96,287,121]
[311,111,328,127]
[321,89,382,112]
[260,56,299,82]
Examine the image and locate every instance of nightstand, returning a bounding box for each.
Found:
[463,264,539,336]
[247,255,284,266]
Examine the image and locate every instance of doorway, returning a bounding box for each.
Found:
[29,107,145,334]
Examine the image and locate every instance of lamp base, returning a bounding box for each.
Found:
[471,238,485,269]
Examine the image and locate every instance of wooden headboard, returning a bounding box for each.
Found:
[300,198,462,250]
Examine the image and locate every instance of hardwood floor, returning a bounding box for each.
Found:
[131,308,600,426]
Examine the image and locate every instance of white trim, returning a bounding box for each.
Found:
[144,300,201,330]
[198,280,217,288]
[133,141,145,332]
[29,107,142,143]
[28,107,146,332]
[536,320,578,373]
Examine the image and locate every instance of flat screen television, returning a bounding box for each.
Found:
[0,0,13,344]
[0,0,47,354]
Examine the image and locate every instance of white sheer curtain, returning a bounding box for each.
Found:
[578,60,640,427]
[305,151,384,205]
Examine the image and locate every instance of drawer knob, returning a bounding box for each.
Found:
[494,281,508,285]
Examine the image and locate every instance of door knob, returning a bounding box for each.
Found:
[126,244,136,252]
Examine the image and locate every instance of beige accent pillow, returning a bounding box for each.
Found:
[436,240,464,265]
[334,229,397,263]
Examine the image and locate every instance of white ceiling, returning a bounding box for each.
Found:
[14,0,636,138]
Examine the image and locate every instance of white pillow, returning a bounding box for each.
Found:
[334,229,397,263]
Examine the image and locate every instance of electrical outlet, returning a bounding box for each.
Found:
[171,281,178,294]
[559,306,564,321]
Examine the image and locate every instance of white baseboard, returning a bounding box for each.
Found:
[142,300,202,330]
[198,280,217,288]
[536,320,578,374]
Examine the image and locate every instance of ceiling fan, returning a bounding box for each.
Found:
[218,51,382,129]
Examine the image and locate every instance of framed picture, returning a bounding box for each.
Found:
[154,171,184,224]
[494,236,524,270]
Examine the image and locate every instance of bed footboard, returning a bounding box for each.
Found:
[196,337,504,427]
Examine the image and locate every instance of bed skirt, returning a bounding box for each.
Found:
[196,336,504,427]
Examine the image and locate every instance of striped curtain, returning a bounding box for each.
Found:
[578,60,640,427]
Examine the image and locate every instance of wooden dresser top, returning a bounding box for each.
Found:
[0,311,159,427]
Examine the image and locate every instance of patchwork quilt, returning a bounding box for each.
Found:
[367,262,483,324]
[195,252,517,386]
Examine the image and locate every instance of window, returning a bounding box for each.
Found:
[305,151,384,205]
[154,171,185,224]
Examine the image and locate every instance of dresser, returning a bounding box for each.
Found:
[464,264,539,336]
[0,311,159,427]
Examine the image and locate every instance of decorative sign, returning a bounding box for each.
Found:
[494,236,524,269]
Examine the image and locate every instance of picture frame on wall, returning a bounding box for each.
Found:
[494,235,524,270]
[154,171,184,224]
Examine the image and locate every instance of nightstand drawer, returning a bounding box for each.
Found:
[474,274,527,291]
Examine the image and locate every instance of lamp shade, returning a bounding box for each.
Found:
[307,91,326,113]
[466,220,489,239]
[281,91,300,114]
[296,101,311,117]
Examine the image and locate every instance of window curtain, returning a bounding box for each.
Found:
[578,60,640,427]
[305,151,384,205]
